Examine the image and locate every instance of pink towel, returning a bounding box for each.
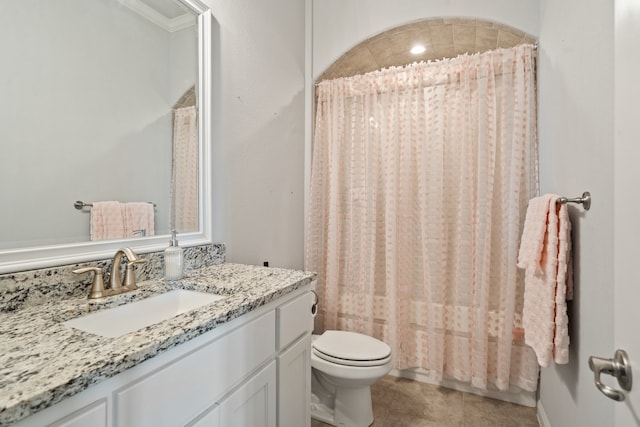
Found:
[123,202,155,238]
[554,202,573,363]
[517,195,552,273]
[519,194,573,367]
[90,201,125,241]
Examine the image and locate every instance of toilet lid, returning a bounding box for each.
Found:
[313,331,391,366]
[313,348,392,367]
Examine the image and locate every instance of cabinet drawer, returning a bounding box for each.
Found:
[277,291,314,350]
[50,399,107,427]
[115,310,276,427]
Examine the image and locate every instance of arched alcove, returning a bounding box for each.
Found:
[174,85,196,109]
[317,18,536,82]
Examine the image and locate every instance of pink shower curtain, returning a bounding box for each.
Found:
[171,106,198,233]
[306,44,539,391]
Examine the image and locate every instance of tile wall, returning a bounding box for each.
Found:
[318,18,536,81]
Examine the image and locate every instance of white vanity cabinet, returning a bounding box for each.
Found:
[13,285,314,427]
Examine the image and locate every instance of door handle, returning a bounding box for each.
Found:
[588,349,632,402]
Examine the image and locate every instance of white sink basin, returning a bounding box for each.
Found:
[63,289,225,338]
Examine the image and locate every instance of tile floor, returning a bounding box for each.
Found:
[311,375,539,427]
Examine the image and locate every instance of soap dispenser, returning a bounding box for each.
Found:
[164,230,184,280]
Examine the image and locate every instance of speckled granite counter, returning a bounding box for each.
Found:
[0,262,316,426]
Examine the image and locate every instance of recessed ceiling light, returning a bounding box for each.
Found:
[410,45,426,55]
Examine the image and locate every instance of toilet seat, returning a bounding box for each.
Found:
[313,330,391,367]
[313,348,392,367]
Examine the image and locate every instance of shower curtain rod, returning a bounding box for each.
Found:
[315,44,538,87]
[315,69,535,98]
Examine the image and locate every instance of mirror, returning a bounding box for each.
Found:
[0,0,212,273]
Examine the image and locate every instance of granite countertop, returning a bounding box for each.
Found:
[0,262,316,426]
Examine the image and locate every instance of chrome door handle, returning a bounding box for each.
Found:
[588,349,632,402]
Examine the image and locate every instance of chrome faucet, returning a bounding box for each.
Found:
[73,247,148,299]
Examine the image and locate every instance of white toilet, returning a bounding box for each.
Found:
[310,330,393,427]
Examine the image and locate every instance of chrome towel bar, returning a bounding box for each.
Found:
[558,191,591,211]
[74,200,156,210]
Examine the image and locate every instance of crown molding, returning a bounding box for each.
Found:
[122,0,196,32]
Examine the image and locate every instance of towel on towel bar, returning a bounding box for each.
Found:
[518,194,573,367]
[124,202,155,238]
[90,201,126,241]
[90,202,155,240]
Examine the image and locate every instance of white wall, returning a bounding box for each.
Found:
[313,0,539,79]
[537,0,615,425]
[207,0,306,269]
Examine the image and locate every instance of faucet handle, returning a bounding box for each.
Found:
[122,258,148,290]
[73,267,106,299]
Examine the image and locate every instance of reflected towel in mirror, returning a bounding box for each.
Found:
[124,202,155,238]
[90,201,126,241]
[90,202,155,240]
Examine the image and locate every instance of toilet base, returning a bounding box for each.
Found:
[310,396,335,425]
[311,369,374,427]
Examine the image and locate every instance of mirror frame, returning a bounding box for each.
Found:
[0,0,212,274]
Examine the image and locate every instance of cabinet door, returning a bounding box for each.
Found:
[219,361,276,427]
[187,405,220,427]
[278,335,311,427]
[115,311,275,426]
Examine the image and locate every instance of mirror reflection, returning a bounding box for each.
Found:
[0,0,199,250]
